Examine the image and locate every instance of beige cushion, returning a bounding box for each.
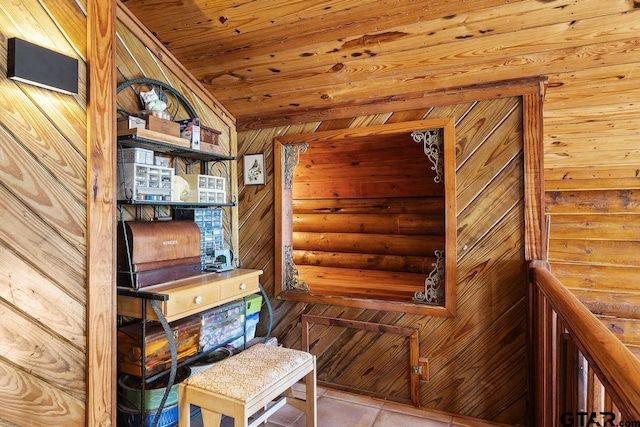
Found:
[184,344,312,402]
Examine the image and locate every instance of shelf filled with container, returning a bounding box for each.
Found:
[114,77,244,427]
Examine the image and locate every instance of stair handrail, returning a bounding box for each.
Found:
[530,260,640,419]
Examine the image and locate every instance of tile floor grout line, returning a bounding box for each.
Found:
[369,406,384,427]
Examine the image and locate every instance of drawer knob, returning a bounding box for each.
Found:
[194,296,203,304]
[240,283,247,290]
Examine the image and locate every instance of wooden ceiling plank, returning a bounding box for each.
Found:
[227,35,640,124]
[183,0,625,81]
[126,0,526,54]
[199,10,640,100]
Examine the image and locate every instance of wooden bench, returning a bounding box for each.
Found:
[178,344,317,427]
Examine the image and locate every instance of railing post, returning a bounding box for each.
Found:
[529,260,551,426]
[559,330,580,416]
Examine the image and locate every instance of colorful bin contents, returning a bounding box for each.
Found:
[198,300,244,353]
[228,294,263,349]
[245,293,262,316]
[118,367,190,411]
[117,402,178,427]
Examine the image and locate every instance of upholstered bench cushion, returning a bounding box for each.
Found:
[184,344,312,403]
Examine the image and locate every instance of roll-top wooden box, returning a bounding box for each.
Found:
[117,220,202,289]
[117,316,200,377]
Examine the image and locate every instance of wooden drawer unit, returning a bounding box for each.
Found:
[220,273,259,301]
[117,269,263,323]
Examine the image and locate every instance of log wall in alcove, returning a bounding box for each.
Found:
[291,132,444,302]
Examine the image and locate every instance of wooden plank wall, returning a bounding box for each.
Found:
[238,96,529,424]
[0,1,88,425]
[537,5,640,356]
[0,1,238,425]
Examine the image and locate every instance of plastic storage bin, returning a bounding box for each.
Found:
[228,295,262,349]
[245,294,262,316]
[174,208,224,269]
[117,162,174,201]
[198,300,244,353]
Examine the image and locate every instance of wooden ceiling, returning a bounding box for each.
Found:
[120,0,555,129]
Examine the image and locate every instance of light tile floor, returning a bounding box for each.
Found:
[190,383,511,427]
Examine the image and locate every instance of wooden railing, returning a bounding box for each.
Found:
[529,261,640,426]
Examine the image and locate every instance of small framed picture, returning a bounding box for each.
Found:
[243,153,265,185]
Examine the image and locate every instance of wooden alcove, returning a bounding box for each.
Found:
[275,119,456,316]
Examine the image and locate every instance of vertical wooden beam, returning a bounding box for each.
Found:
[442,118,457,317]
[301,314,310,352]
[522,82,547,262]
[87,0,116,425]
[228,125,240,267]
[273,138,287,296]
[524,80,547,426]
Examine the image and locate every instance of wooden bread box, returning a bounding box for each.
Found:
[117,316,200,377]
[117,220,202,289]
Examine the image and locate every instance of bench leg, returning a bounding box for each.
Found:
[305,360,317,427]
[178,400,190,427]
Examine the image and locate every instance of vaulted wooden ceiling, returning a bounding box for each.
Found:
[120,0,619,130]
[123,0,544,126]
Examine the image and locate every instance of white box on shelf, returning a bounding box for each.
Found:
[154,156,171,167]
[177,118,201,150]
[214,176,225,191]
[117,147,154,165]
[184,188,226,204]
[179,174,226,191]
[210,190,226,204]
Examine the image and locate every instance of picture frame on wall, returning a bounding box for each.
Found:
[243,153,265,185]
